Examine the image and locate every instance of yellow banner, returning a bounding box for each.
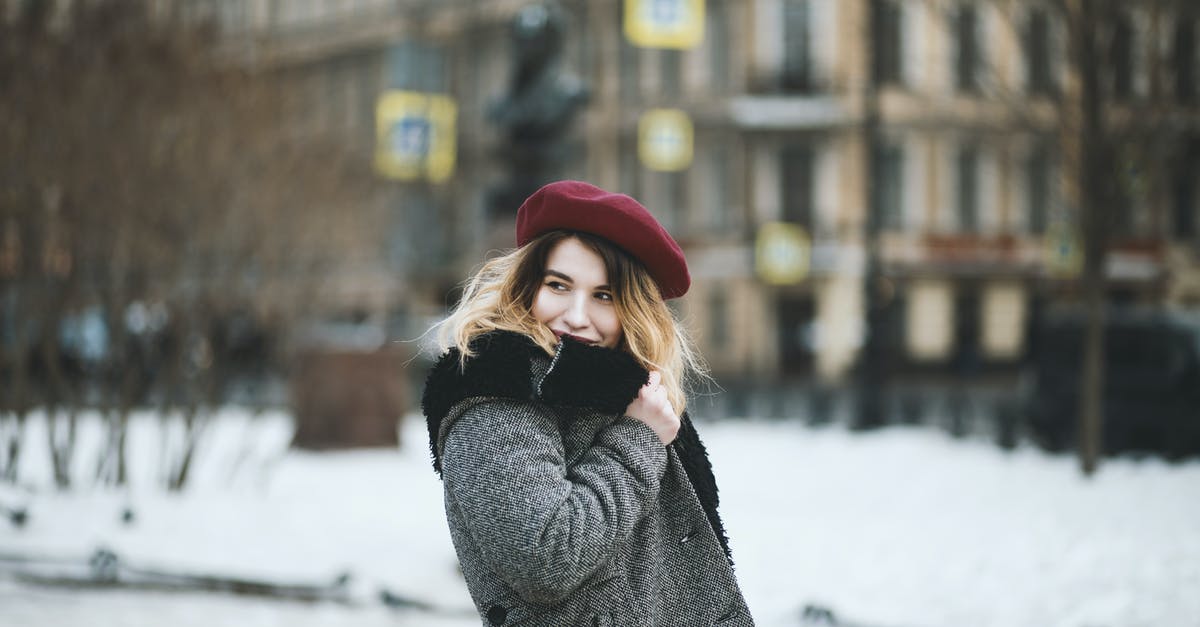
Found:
[624,0,705,50]
[375,90,457,183]
[756,222,811,285]
[1043,221,1083,278]
[638,109,693,172]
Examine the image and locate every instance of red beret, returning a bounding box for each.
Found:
[516,180,690,299]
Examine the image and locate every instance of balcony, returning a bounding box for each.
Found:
[729,94,851,131]
[204,0,526,67]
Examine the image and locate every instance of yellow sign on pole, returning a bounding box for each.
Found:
[624,0,705,50]
[756,222,811,285]
[1043,221,1083,278]
[638,109,693,172]
[375,90,457,183]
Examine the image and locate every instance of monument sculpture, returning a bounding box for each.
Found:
[489,3,590,216]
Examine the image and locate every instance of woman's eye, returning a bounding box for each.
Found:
[595,292,613,302]
[546,281,568,292]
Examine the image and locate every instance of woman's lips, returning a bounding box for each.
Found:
[555,331,596,345]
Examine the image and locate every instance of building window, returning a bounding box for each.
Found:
[707,145,730,231]
[957,146,979,232]
[782,0,813,92]
[619,32,640,104]
[871,140,905,231]
[1113,144,1154,237]
[871,0,903,87]
[781,143,815,228]
[1175,148,1197,239]
[954,4,980,93]
[1026,143,1052,234]
[953,286,981,371]
[1175,17,1196,104]
[778,295,815,375]
[672,170,688,231]
[1112,202,1135,237]
[1175,173,1196,240]
[661,50,682,98]
[1026,7,1055,96]
[1110,11,1134,100]
[387,42,446,93]
[707,0,730,93]
[709,289,729,351]
[880,284,907,363]
[619,136,640,199]
[659,171,686,232]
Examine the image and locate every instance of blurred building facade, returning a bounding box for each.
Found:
[36,1,1199,389]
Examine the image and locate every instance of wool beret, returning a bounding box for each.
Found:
[516,180,690,299]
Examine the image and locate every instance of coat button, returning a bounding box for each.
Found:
[486,604,508,626]
[679,530,697,544]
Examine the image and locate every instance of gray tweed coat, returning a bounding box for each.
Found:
[423,331,753,627]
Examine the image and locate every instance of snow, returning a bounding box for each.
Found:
[716,423,1200,627]
[1,409,1198,627]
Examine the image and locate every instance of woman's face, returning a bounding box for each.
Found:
[531,237,622,348]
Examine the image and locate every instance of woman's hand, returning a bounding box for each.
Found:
[624,371,680,445]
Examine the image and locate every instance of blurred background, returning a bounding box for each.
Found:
[2,1,1200,626]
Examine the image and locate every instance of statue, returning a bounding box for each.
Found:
[489,3,590,217]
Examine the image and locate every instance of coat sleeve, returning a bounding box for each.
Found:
[440,397,667,604]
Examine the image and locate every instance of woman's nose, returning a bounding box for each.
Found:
[562,295,588,327]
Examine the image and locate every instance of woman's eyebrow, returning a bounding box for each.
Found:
[545,269,611,290]
[545,269,574,282]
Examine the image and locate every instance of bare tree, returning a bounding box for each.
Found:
[958,0,1192,474]
[0,0,383,490]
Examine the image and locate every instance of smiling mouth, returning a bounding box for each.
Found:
[554,331,597,345]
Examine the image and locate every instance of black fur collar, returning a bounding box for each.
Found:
[421,330,732,561]
[421,331,648,471]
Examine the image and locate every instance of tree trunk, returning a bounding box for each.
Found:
[47,407,78,489]
[1,341,30,482]
[0,413,25,483]
[164,303,213,492]
[168,403,204,492]
[95,287,134,487]
[1066,0,1110,476]
[1,279,36,484]
[41,293,80,490]
[854,0,886,431]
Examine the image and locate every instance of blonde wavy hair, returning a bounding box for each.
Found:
[434,231,706,413]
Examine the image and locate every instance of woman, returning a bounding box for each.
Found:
[423,180,753,626]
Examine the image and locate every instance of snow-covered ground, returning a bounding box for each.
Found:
[1,409,1197,627]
